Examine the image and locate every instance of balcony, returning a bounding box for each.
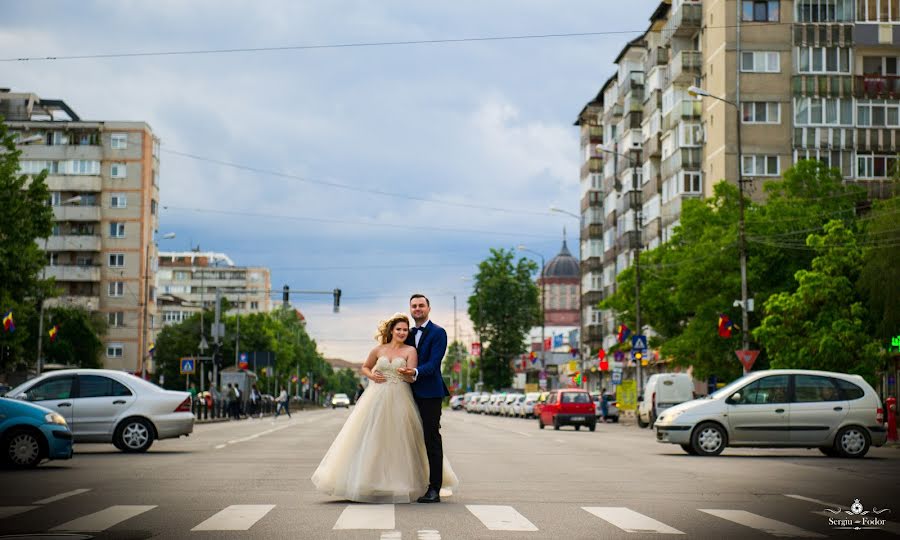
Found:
[604,103,624,121]
[45,296,100,310]
[669,50,701,85]
[44,265,101,282]
[644,133,662,158]
[53,205,101,222]
[643,90,662,118]
[582,223,603,240]
[18,144,103,162]
[793,127,855,150]
[854,75,900,99]
[45,175,102,192]
[792,75,853,97]
[580,157,604,178]
[581,256,603,272]
[580,125,603,146]
[661,148,702,179]
[44,235,102,252]
[616,191,643,215]
[792,23,853,47]
[583,325,604,343]
[663,2,702,43]
[580,191,603,211]
[644,47,668,74]
[616,230,641,251]
[856,127,900,152]
[662,99,702,131]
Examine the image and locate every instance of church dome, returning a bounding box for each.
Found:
[544,238,580,278]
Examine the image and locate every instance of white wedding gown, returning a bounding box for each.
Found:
[311,357,459,503]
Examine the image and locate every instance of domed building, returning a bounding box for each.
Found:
[539,237,581,326]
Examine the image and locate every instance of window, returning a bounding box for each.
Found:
[49,192,62,206]
[741,51,780,72]
[794,375,843,402]
[110,133,128,149]
[679,123,703,147]
[732,375,789,404]
[68,160,100,175]
[109,222,125,238]
[110,163,127,178]
[108,282,125,297]
[48,253,59,266]
[794,97,853,126]
[857,154,899,178]
[742,155,780,176]
[110,194,127,208]
[108,312,125,327]
[108,253,125,267]
[798,46,851,74]
[77,375,132,398]
[106,343,124,358]
[25,376,75,401]
[743,0,780,21]
[150,199,157,215]
[857,0,900,22]
[797,0,855,21]
[834,378,865,400]
[856,100,900,127]
[562,392,591,404]
[250,301,259,310]
[682,172,702,193]
[742,102,781,124]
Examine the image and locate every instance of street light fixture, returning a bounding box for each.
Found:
[517,245,546,383]
[688,85,751,371]
[549,206,587,390]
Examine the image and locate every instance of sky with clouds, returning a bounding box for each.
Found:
[3,0,660,363]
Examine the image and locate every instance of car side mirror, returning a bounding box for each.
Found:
[727,392,741,404]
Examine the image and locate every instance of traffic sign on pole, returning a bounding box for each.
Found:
[735,350,760,372]
[631,335,648,351]
[180,358,196,374]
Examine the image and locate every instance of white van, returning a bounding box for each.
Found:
[638,373,695,428]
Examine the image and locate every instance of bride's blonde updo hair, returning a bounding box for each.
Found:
[375,312,411,344]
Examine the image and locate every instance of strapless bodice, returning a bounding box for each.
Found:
[375,357,408,383]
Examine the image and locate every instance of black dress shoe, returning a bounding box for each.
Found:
[417,488,441,503]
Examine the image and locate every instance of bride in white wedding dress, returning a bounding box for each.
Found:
[311,313,458,503]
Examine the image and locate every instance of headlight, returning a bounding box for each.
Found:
[660,410,685,424]
[45,412,67,425]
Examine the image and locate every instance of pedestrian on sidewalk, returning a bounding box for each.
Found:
[233,383,242,419]
[354,382,365,404]
[275,386,291,419]
[209,383,221,418]
[225,384,235,420]
[249,383,262,418]
[600,387,609,423]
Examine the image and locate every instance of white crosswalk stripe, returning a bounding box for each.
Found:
[379,531,402,540]
[50,505,157,532]
[582,507,684,534]
[0,506,37,519]
[191,504,276,531]
[466,505,538,532]
[33,488,91,505]
[417,529,442,540]
[700,509,825,538]
[334,504,395,530]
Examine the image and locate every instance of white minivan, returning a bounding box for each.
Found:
[638,373,695,428]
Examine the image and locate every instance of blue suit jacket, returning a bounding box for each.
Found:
[405,322,450,399]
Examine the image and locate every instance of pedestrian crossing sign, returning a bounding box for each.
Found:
[180,358,196,374]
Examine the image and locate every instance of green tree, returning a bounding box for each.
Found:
[42,306,106,368]
[754,221,882,382]
[857,192,900,346]
[442,340,471,393]
[326,368,359,397]
[0,119,54,370]
[468,249,540,390]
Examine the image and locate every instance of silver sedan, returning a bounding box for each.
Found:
[7,369,194,453]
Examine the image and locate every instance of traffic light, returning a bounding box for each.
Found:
[333,288,342,313]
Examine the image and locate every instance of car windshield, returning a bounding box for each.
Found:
[335,394,348,399]
[708,375,753,399]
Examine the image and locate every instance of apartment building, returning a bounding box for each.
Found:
[575,0,900,355]
[157,251,272,325]
[2,90,161,374]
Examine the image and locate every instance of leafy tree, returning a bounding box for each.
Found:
[468,249,540,390]
[442,340,475,393]
[42,306,106,368]
[326,368,359,398]
[0,119,54,370]
[857,193,900,347]
[754,221,882,382]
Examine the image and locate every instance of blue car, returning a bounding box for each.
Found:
[0,396,73,468]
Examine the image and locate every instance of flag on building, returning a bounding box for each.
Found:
[529,351,538,364]
[543,337,552,351]
[2,311,13,333]
[616,324,631,344]
[717,314,737,338]
[48,325,59,342]
[148,343,156,356]
[291,375,298,383]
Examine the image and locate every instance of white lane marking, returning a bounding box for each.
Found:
[418,529,441,540]
[466,505,538,532]
[0,506,37,519]
[51,505,156,532]
[222,422,297,448]
[215,444,227,449]
[34,488,91,505]
[582,507,684,534]
[554,439,565,443]
[334,504,395,530]
[812,511,900,535]
[380,531,402,540]
[191,504,275,531]
[700,509,825,538]
[513,431,532,438]
[784,494,843,509]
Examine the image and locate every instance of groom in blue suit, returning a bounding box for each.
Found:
[400,293,449,503]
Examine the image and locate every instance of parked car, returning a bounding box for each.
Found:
[488,393,504,415]
[532,391,550,418]
[500,394,522,417]
[0,397,73,468]
[521,392,542,418]
[638,373,695,428]
[0,384,11,396]
[510,394,527,418]
[592,392,620,423]
[654,369,888,458]
[6,369,194,453]
[539,389,596,431]
[449,395,465,410]
[475,393,491,414]
[331,393,350,408]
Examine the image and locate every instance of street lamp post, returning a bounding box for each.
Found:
[597,144,644,392]
[688,85,750,373]
[549,207,585,389]
[517,246,545,385]
[141,232,176,380]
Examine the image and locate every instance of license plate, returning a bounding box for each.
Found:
[571,416,584,422]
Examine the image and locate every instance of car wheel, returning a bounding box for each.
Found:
[834,426,870,458]
[115,418,155,453]
[588,423,596,432]
[575,425,581,431]
[3,428,45,469]
[612,416,619,423]
[819,446,838,457]
[681,444,698,455]
[691,422,726,456]
[553,417,560,431]
[637,417,649,428]
[539,418,545,430]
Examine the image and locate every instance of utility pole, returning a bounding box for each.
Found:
[631,150,644,394]
[234,290,241,367]
[453,295,459,390]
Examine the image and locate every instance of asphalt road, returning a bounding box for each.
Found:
[2,407,899,539]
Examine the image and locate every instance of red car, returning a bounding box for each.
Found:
[539,389,596,431]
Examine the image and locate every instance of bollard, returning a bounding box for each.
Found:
[887,396,897,442]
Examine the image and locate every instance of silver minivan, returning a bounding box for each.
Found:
[654,369,887,458]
